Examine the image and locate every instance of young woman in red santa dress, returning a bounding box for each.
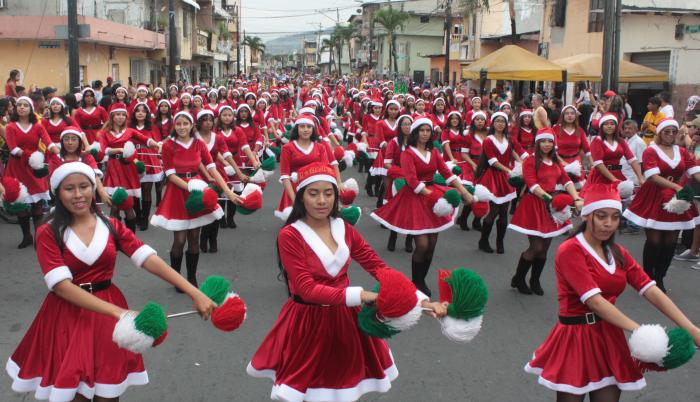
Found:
[127,85,156,119]
[453,93,470,121]
[524,184,700,402]
[150,111,241,289]
[582,113,644,192]
[383,115,414,253]
[275,116,339,221]
[371,118,473,296]
[554,105,591,190]
[410,98,428,121]
[369,100,400,207]
[44,97,77,145]
[510,109,536,155]
[465,96,491,126]
[5,162,216,402]
[360,100,384,196]
[441,111,471,230]
[167,84,180,109]
[204,89,222,119]
[508,129,583,295]
[4,96,60,248]
[98,103,159,232]
[129,103,163,231]
[72,88,108,144]
[247,162,447,402]
[430,98,449,137]
[175,93,195,119]
[236,104,264,172]
[458,111,489,231]
[475,112,527,254]
[623,119,700,292]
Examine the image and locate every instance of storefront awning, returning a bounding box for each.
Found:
[461,45,565,82]
[552,53,668,82]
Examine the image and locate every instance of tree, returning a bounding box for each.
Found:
[242,36,266,72]
[373,7,409,75]
[459,0,490,13]
[333,22,360,76]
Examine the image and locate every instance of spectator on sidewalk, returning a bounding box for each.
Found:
[5,69,20,97]
[620,120,646,234]
[641,96,665,145]
[659,90,674,118]
[676,117,700,264]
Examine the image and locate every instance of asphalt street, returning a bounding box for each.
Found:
[1,168,699,402]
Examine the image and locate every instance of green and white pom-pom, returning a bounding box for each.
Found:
[122,141,136,159]
[663,185,695,215]
[89,142,101,160]
[445,161,462,175]
[134,159,146,175]
[340,205,362,226]
[564,160,582,178]
[433,173,447,186]
[260,156,276,172]
[438,268,489,343]
[199,275,231,306]
[29,151,49,178]
[629,324,696,369]
[432,189,461,217]
[508,163,524,187]
[433,140,443,153]
[356,142,369,160]
[473,184,493,203]
[112,302,168,354]
[617,180,634,200]
[343,150,355,168]
[392,178,407,196]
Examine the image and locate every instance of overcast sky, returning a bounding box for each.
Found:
[241,0,361,41]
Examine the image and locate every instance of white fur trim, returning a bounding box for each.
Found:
[474,184,493,203]
[524,362,646,395]
[343,178,359,194]
[623,208,700,230]
[343,150,355,166]
[150,207,223,230]
[187,178,209,192]
[507,223,572,238]
[551,208,572,225]
[617,180,634,200]
[581,200,622,216]
[43,265,73,290]
[121,141,136,159]
[638,280,657,296]
[643,167,661,179]
[384,297,422,331]
[130,245,156,267]
[112,311,155,354]
[579,288,602,304]
[291,218,349,277]
[345,286,363,307]
[10,146,22,156]
[440,315,483,343]
[445,175,458,185]
[250,169,266,183]
[274,206,292,221]
[432,197,454,217]
[369,208,458,235]
[629,324,669,365]
[487,157,498,166]
[50,161,97,193]
[28,151,45,170]
[656,119,679,134]
[297,174,337,190]
[564,160,582,177]
[224,165,235,176]
[63,219,109,266]
[356,142,368,153]
[413,182,426,194]
[410,117,434,132]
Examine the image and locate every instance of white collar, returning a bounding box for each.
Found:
[17,122,33,133]
[291,218,350,277]
[176,137,194,149]
[294,140,314,155]
[649,142,680,169]
[49,118,63,127]
[64,218,109,266]
[370,114,381,121]
[110,129,126,139]
[220,128,232,137]
[575,233,616,274]
[136,124,145,130]
[472,133,484,144]
[82,106,96,115]
[384,119,398,131]
[603,139,618,152]
[563,126,576,135]
[542,159,553,166]
[410,146,431,164]
[239,122,249,128]
[197,132,216,150]
[488,134,509,154]
[435,114,445,122]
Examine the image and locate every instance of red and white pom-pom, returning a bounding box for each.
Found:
[376,269,424,331]
[112,311,155,354]
[333,146,345,162]
[663,196,691,214]
[343,150,355,167]
[224,165,235,177]
[564,160,582,178]
[250,168,266,184]
[428,190,454,217]
[628,324,669,365]
[1,177,28,203]
[211,292,247,332]
[472,201,490,218]
[509,162,523,178]
[339,178,359,205]
[289,172,299,183]
[240,183,263,211]
[122,141,136,159]
[473,184,493,203]
[187,178,209,192]
[28,151,45,170]
[617,180,634,200]
[550,194,574,225]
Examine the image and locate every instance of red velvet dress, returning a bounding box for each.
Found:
[554,125,590,189]
[371,146,459,234]
[47,153,101,179]
[150,137,224,230]
[525,234,656,395]
[475,135,525,204]
[509,157,573,238]
[583,137,636,193]
[247,218,400,402]
[98,128,152,197]
[361,114,383,160]
[132,125,163,183]
[44,117,74,144]
[73,107,108,144]
[511,126,535,155]
[460,132,485,186]
[4,122,55,202]
[441,128,470,185]
[623,143,700,230]
[220,127,249,192]
[238,123,262,169]
[383,138,406,203]
[6,218,156,401]
[370,119,398,177]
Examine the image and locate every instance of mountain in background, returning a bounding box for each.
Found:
[264,27,335,55]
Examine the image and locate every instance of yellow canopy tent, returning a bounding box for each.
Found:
[461,45,565,82]
[552,53,668,82]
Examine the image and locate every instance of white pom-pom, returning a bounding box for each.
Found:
[290,172,298,183]
[564,160,582,177]
[440,315,483,343]
[241,183,262,198]
[663,197,692,214]
[332,129,344,141]
[551,208,572,225]
[446,160,457,171]
[356,142,368,153]
[617,180,634,200]
[509,162,522,178]
[250,169,266,183]
[122,141,136,158]
[28,151,45,170]
[281,136,290,144]
[343,150,355,167]
[262,169,275,179]
[89,142,101,152]
[17,183,29,203]
[224,165,235,176]
[432,197,454,217]
[385,299,423,331]
[343,178,359,194]
[187,179,208,192]
[628,324,669,364]
[280,206,292,221]
[112,311,154,354]
[474,184,493,203]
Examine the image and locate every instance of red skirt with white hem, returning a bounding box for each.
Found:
[103,158,142,198]
[150,176,224,230]
[475,167,516,204]
[623,182,700,230]
[508,193,572,238]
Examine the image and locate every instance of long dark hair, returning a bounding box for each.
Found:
[289,122,319,142]
[396,115,413,146]
[170,114,196,139]
[129,103,152,130]
[236,106,254,126]
[475,115,509,178]
[155,102,172,130]
[277,184,340,294]
[569,220,623,266]
[447,112,464,133]
[407,123,435,150]
[59,132,83,159]
[533,138,561,174]
[10,100,37,123]
[468,114,487,134]
[80,89,96,109]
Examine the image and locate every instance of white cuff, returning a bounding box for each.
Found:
[585,152,591,157]
[323,137,331,143]
[445,175,458,185]
[529,184,541,193]
[413,182,426,194]
[592,160,603,167]
[223,151,233,159]
[520,152,529,160]
[47,143,59,151]
[241,144,251,150]
[44,266,73,290]
[441,140,450,145]
[165,168,176,176]
[460,147,469,153]
[147,139,157,147]
[345,286,364,307]
[627,157,637,163]
[644,167,661,179]
[379,141,387,148]
[206,162,216,170]
[383,159,393,164]
[579,287,601,304]
[638,280,656,296]
[488,157,498,166]
[105,147,112,155]
[330,160,338,166]
[130,245,157,267]
[278,174,290,183]
[687,166,700,176]
[415,289,429,302]
[255,141,263,146]
[10,147,21,156]
[94,168,104,178]
[562,180,574,188]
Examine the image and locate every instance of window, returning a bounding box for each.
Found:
[588,0,604,32]
[420,16,429,23]
[552,0,566,27]
[112,64,119,81]
[183,10,191,38]
[79,66,86,86]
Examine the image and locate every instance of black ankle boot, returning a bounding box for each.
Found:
[529,258,547,296]
[17,216,33,249]
[458,206,470,231]
[387,231,397,251]
[496,221,507,254]
[208,222,219,253]
[227,202,237,228]
[200,226,209,253]
[139,201,151,231]
[405,235,414,252]
[185,252,199,288]
[479,221,494,253]
[125,218,137,233]
[170,252,184,293]
[133,197,142,227]
[411,261,431,297]
[511,254,533,295]
[365,174,375,197]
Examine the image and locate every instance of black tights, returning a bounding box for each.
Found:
[556,385,621,402]
[171,229,201,257]
[412,233,438,268]
[643,229,678,284]
[483,202,509,231]
[523,236,552,261]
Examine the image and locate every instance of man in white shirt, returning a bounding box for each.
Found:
[659,91,674,118]
[621,120,646,234]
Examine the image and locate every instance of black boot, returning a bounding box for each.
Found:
[125,218,137,233]
[529,258,547,296]
[655,246,675,293]
[185,252,200,288]
[642,240,657,280]
[509,196,519,215]
[208,222,219,253]
[458,206,470,231]
[219,201,228,228]
[133,198,142,229]
[200,225,209,253]
[139,200,151,231]
[375,181,386,209]
[479,220,494,253]
[496,219,507,254]
[170,251,184,293]
[17,216,33,249]
[411,260,431,297]
[226,200,237,228]
[387,231,397,251]
[155,184,163,206]
[511,254,533,295]
[365,173,375,197]
[472,217,482,230]
[405,235,414,252]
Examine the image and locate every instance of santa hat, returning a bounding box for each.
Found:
[137,85,149,93]
[519,109,533,117]
[173,110,194,123]
[447,111,462,122]
[60,126,85,141]
[295,162,337,190]
[109,102,128,114]
[410,117,433,132]
[236,104,252,114]
[50,162,96,193]
[386,100,401,110]
[180,92,192,100]
[157,99,171,108]
[471,111,487,122]
[294,114,316,128]
[153,87,164,95]
[196,109,214,121]
[535,127,555,142]
[499,102,511,110]
[598,113,618,127]
[581,184,621,216]
[491,112,508,124]
[433,98,446,105]
[16,96,34,111]
[656,118,679,134]
[49,97,67,108]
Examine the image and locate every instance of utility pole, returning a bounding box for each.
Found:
[168,0,178,84]
[67,0,80,91]
[601,0,620,91]
[443,0,452,86]
[235,4,241,77]
[611,0,622,90]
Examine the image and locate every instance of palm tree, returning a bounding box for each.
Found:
[320,37,336,75]
[372,7,409,75]
[333,22,360,76]
[242,36,266,72]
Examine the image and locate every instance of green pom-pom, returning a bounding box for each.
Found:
[236,205,255,215]
[269,146,281,157]
[433,173,447,186]
[208,184,223,196]
[134,302,167,340]
[185,190,204,214]
[445,268,488,320]
[451,165,463,175]
[111,187,128,206]
[89,148,99,160]
[33,165,49,178]
[465,185,475,195]
[3,201,30,214]
[134,160,146,174]
[261,157,276,171]
[284,124,292,132]
[677,185,695,203]
[433,140,443,153]
[663,327,696,369]
[358,297,400,339]
[199,275,231,306]
[443,189,461,208]
[338,159,347,172]
[393,178,406,192]
[340,206,361,226]
[508,176,524,187]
